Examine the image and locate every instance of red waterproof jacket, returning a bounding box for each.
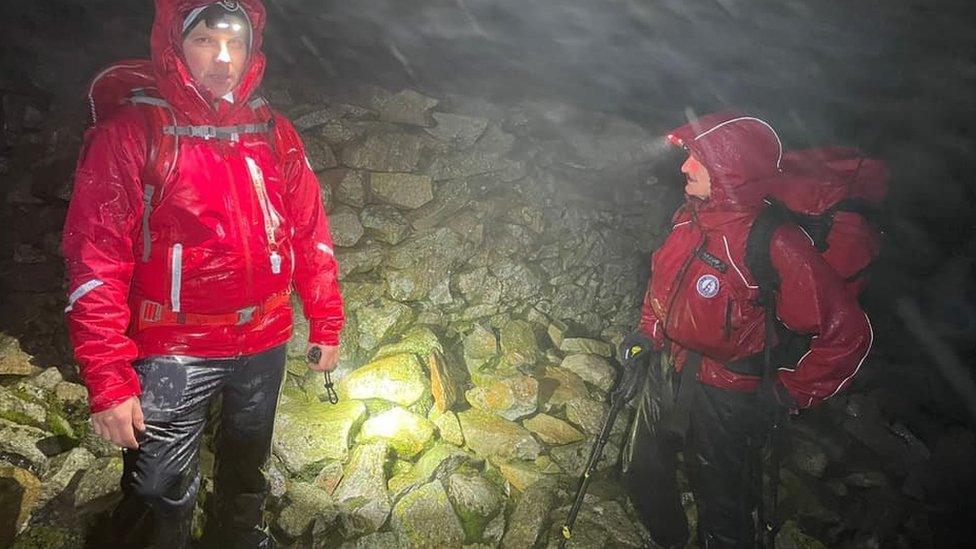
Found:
[638,113,872,408]
[63,0,344,413]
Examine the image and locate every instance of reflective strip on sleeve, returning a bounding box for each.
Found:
[171,244,183,313]
[65,279,104,313]
[316,243,335,256]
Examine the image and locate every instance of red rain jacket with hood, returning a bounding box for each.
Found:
[637,113,872,408]
[63,0,344,413]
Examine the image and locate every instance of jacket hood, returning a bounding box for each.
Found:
[151,0,267,124]
[667,111,783,209]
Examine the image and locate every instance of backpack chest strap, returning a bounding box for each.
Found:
[162,121,273,142]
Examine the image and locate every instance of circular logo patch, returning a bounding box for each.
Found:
[696,274,720,298]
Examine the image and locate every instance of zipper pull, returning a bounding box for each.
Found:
[270,251,282,274]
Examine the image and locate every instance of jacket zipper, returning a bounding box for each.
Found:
[141,185,156,262]
[663,235,707,339]
[244,156,283,274]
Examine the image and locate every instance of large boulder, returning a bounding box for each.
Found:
[333,442,392,537]
[273,396,367,474]
[328,205,365,247]
[368,173,434,210]
[360,407,435,459]
[355,300,415,351]
[38,447,95,507]
[499,479,557,549]
[559,354,616,392]
[446,472,504,543]
[426,112,489,151]
[360,205,410,245]
[522,413,585,445]
[457,408,542,461]
[0,333,33,376]
[367,89,438,127]
[464,374,539,421]
[337,353,428,407]
[341,131,429,172]
[498,319,540,368]
[387,442,475,501]
[1,466,41,547]
[275,482,338,540]
[0,419,51,476]
[73,457,123,513]
[391,481,465,548]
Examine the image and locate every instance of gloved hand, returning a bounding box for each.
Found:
[618,331,654,366]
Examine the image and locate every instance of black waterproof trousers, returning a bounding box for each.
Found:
[108,344,286,549]
[623,358,764,549]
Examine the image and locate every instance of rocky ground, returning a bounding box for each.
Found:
[2,81,974,548]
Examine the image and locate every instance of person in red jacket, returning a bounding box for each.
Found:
[619,113,872,547]
[61,1,343,547]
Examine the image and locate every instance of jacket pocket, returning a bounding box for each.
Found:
[170,243,183,312]
[724,297,733,340]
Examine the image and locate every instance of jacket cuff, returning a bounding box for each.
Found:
[309,319,342,347]
[87,363,142,414]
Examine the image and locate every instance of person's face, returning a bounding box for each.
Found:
[181,19,248,98]
[681,152,711,199]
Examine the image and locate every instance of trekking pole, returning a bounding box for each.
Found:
[560,342,651,548]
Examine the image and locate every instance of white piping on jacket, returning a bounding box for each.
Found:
[171,244,183,312]
[824,312,874,400]
[317,243,335,257]
[693,116,784,169]
[65,279,104,313]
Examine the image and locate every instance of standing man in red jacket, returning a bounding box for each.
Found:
[619,113,872,547]
[62,1,343,547]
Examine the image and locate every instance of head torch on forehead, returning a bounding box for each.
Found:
[182,2,253,48]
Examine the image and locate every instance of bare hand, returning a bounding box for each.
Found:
[307,344,340,372]
[90,395,145,449]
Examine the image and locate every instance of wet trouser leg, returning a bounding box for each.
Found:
[209,345,286,547]
[686,383,763,549]
[109,345,285,548]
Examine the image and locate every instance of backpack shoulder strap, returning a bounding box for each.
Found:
[745,201,791,305]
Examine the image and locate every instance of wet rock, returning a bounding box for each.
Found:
[329,205,365,247]
[457,408,542,460]
[313,460,344,497]
[371,326,443,361]
[0,333,33,376]
[1,465,41,547]
[0,386,47,427]
[9,525,84,548]
[564,397,628,437]
[0,419,51,475]
[559,338,613,357]
[355,300,415,350]
[333,442,392,536]
[789,436,830,478]
[465,374,539,421]
[500,478,558,549]
[73,456,123,513]
[336,241,387,279]
[428,351,467,414]
[338,353,428,406]
[342,131,429,172]
[549,499,645,548]
[463,324,499,382]
[429,409,465,447]
[38,447,95,507]
[319,168,367,208]
[559,354,616,392]
[360,204,410,245]
[426,112,489,150]
[538,366,590,412]
[304,137,339,171]
[446,472,504,542]
[776,519,828,549]
[26,368,62,390]
[387,442,474,501]
[368,172,434,209]
[406,179,474,231]
[368,89,438,126]
[495,459,551,492]
[425,150,525,182]
[339,531,408,549]
[499,319,540,368]
[522,413,585,445]
[276,482,338,540]
[392,481,465,547]
[360,407,435,459]
[550,438,619,475]
[273,397,367,473]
